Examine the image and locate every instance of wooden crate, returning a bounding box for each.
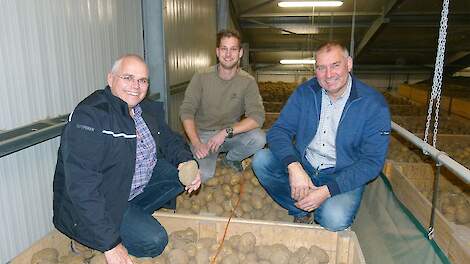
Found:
[11,213,365,264]
[383,161,470,264]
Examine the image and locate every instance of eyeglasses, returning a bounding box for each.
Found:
[118,74,149,86]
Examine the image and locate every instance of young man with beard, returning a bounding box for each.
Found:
[252,42,391,231]
[180,30,265,181]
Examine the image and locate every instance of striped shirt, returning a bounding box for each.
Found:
[128,105,157,200]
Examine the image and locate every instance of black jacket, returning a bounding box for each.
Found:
[53,87,192,252]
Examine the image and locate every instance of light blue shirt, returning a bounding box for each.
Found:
[305,75,352,170]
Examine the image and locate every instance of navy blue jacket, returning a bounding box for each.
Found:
[53,87,193,252]
[267,76,391,196]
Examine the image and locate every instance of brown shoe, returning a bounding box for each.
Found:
[70,240,95,259]
[293,213,313,224]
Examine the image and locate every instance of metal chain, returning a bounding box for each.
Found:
[424,0,449,148]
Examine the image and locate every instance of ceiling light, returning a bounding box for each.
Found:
[278,1,344,7]
[280,59,316,65]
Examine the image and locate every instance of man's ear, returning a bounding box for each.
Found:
[107,73,113,87]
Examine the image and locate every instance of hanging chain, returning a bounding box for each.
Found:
[424,0,449,148]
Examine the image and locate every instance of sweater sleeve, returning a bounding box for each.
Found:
[326,100,391,196]
[244,79,265,126]
[180,73,202,121]
[158,105,194,166]
[62,106,121,251]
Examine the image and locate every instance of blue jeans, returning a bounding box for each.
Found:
[252,149,364,231]
[120,159,184,257]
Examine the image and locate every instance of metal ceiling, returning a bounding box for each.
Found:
[230,0,470,74]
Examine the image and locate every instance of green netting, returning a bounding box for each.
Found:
[352,174,450,264]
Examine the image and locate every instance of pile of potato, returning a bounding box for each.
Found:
[159,227,330,264]
[176,160,292,222]
[258,82,296,103]
[389,105,426,116]
[263,102,285,113]
[387,136,426,163]
[382,92,412,105]
[392,116,470,135]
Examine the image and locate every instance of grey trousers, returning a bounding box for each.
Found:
[190,128,266,182]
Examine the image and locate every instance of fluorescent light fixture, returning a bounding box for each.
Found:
[278,1,344,7]
[280,59,316,65]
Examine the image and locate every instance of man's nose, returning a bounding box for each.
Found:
[325,68,333,78]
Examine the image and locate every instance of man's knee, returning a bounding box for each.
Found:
[316,210,353,231]
[248,129,266,150]
[129,228,168,257]
[252,149,272,175]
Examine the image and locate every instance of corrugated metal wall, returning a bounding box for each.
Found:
[164,0,217,132]
[0,0,143,261]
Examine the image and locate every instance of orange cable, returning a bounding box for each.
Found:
[210,169,246,263]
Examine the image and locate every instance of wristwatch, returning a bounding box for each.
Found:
[225,127,234,138]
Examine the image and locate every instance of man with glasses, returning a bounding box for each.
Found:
[180,29,265,182]
[252,42,391,231]
[53,54,201,263]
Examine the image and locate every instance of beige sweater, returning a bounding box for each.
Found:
[180,65,265,131]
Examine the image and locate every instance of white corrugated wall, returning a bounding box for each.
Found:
[0,0,143,261]
[164,0,217,131]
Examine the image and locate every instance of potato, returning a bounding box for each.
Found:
[228,235,241,250]
[270,244,291,264]
[309,245,329,264]
[31,248,59,264]
[152,254,168,264]
[255,245,271,260]
[240,202,253,213]
[167,248,189,264]
[89,253,106,264]
[223,189,233,198]
[205,177,220,187]
[293,246,309,260]
[207,203,224,216]
[245,252,258,262]
[214,190,226,204]
[250,177,261,186]
[195,248,211,264]
[232,184,241,194]
[221,253,239,264]
[250,195,263,209]
[456,202,470,224]
[222,200,233,212]
[230,175,241,186]
[58,255,86,264]
[178,160,198,186]
[238,232,256,254]
[302,254,320,264]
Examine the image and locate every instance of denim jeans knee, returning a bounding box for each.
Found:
[252,149,307,217]
[314,186,364,231]
[120,205,168,257]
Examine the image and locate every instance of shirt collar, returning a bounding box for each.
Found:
[133,104,143,117]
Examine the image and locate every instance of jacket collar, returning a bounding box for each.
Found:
[104,86,132,117]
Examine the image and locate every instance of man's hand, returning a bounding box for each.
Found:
[295,185,331,212]
[207,129,227,153]
[193,141,210,159]
[179,163,202,194]
[288,162,314,201]
[104,243,134,264]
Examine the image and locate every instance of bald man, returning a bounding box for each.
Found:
[53,54,201,263]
